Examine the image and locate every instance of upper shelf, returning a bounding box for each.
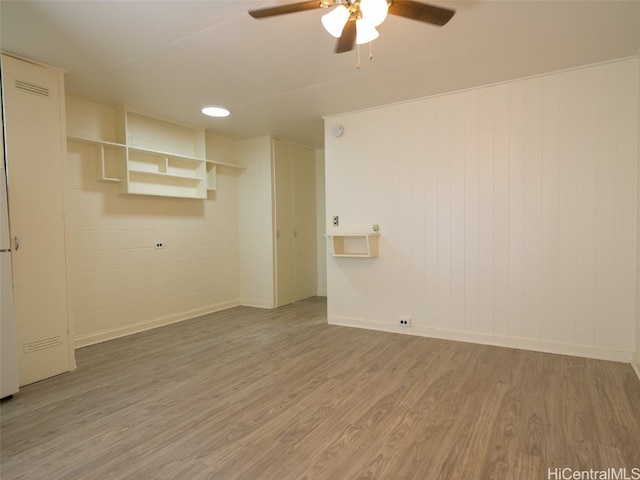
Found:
[67,136,125,149]
[67,136,246,171]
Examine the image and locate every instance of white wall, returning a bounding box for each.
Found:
[66,99,241,347]
[237,136,275,308]
[325,58,638,362]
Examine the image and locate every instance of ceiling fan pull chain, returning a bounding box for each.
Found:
[369,41,373,60]
[356,43,361,69]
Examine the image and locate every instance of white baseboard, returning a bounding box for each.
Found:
[328,315,634,364]
[240,298,275,309]
[632,353,640,381]
[74,299,241,348]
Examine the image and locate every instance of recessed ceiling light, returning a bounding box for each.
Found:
[202,105,230,117]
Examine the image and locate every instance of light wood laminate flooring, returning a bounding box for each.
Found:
[2,297,639,479]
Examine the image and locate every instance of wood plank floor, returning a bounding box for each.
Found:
[2,297,639,479]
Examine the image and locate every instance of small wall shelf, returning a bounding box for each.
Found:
[326,233,379,257]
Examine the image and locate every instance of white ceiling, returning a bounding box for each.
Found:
[1,1,640,149]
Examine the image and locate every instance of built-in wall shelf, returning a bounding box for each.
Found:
[67,136,124,182]
[67,107,245,199]
[125,146,207,198]
[326,232,380,257]
[206,162,217,192]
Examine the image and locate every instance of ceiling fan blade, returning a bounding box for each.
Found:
[335,19,356,53]
[248,0,322,19]
[388,0,455,26]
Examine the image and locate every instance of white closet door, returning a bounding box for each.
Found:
[274,142,296,307]
[2,55,72,386]
[292,147,317,301]
[273,139,317,307]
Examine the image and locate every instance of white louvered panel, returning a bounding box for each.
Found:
[14,79,50,98]
[24,336,62,353]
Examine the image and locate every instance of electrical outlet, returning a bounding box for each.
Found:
[332,216,339,226]
[154,242,164,249]
[398,317,411,327]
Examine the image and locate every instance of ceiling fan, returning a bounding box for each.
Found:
[248,0,455,54]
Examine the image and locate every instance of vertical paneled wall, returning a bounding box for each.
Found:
[66,99,241,347]
[325,59,638,361]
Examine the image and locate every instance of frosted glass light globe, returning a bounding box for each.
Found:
[360,0,388,27]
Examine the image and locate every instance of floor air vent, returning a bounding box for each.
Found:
[24,336,62,353]
[14,79,50,98]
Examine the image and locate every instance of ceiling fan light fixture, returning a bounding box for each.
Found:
[202,105,230,117]
[359,0,389,26]
[355,18,379,44]
[247,0,455,57]
[321,4,350,38]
